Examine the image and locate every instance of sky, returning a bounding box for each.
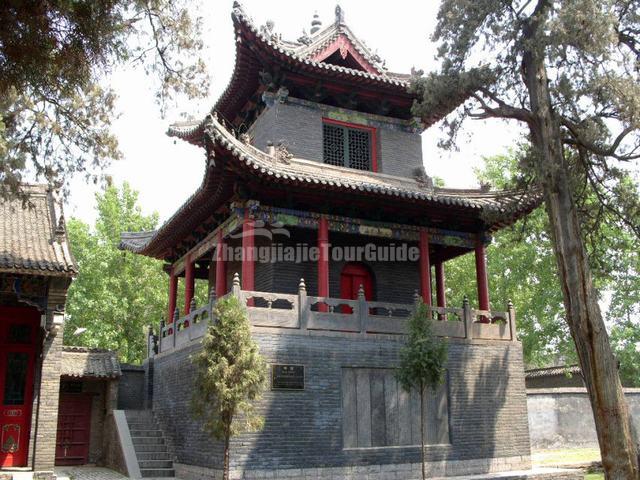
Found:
[66,0,525,225]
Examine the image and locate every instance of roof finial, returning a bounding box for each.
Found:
[335,5,345,25]
[310,11,322,35]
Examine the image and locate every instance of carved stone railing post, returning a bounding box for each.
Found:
[158,319,165,353]
[463,296,473,340]
[358,284,367,336]
[190,297,197,314]
[173,307,179,347]
[298,278,308,331]
[507,300,517,342]
[232,272,241,298]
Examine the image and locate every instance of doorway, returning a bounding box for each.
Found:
[55,393,92,466]
[340,262,374,301]
[0,307,39,468]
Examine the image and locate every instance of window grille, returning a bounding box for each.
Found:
[323,122,372,171]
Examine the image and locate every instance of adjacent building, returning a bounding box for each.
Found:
[0,185,121,477]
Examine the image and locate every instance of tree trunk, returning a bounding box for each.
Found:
[522,8,639,478]
[223,431,230,480]
[420,384,426,480]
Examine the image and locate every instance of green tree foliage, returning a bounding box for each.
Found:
[411,1,640,474]
[0,1,209,200]
[447,153,640,380]
[397,302,447,480]
[64,182,167,363]
[191,296,267,480]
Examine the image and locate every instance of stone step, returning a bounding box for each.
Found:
[140,468,175,478]
[127,422,156,430]
[125,410,155,422]
[138,459,174,469]
[130,429,163,437]
[134,444,168,453]
[131,436,166,446]
[136,451,172,461]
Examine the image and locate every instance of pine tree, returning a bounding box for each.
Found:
[191,296,267,480]
[397,302,448,480]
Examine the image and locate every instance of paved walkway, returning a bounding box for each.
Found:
[54,467,128,480]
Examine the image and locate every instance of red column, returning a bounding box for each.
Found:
[215,230,227,297]
[241,210,255,292]
[184,257,195,314]
[167,272,178,323]
[435,262,446,308]
[475,235,490,321]
[419,229,432,305]
[318,216,330,300]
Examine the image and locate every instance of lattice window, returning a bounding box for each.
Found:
[323,122,373,171]
[348,129,371,170]
[323,124,345,166]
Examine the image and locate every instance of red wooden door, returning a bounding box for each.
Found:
[0,307,38,468]
[340,263,374,314]
[55,394,92,465]
[340,263,374,301]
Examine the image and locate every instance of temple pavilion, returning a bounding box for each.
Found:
[119,3,541,479]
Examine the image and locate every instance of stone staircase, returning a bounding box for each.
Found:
[125,410,175,478]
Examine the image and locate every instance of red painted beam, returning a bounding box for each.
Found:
[168,272,178,323]
[318,216,330,300]
[475,235,490,322]
[215,230,227,298]
[184,257,195,314]
[419,230,432,305]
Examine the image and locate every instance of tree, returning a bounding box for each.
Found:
[0,1,209,200]
[191,296,267,480]
[446,153,640,374]
[411,1,640,475]
[64,182,167,363]
[397,302,448,480]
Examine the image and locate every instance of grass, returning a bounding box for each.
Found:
[583,474,604,479]
[532,447,601,466]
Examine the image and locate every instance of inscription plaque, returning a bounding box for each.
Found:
[271,364,304,390]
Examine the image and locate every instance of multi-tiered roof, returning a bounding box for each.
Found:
[120,3,540,262]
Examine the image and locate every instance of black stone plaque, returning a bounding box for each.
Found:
[271,364,304,390]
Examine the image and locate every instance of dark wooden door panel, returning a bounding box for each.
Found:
[55,394,92,465]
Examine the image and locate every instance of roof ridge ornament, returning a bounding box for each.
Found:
[335,5,345,25]
[310,11,322,35]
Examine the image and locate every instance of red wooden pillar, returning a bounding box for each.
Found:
[215,230,227,297]
[435,261,446,308]
[167,272,178,323]
[241,210,255,292]
[475,235,490,322]
[184,257,195,314]
[318,217,330,308]
[419,229,432,305]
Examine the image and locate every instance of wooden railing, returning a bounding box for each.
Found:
[153,274,517,355]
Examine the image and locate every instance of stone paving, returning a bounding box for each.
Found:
[54,467,129,480]
[49,465,582,480]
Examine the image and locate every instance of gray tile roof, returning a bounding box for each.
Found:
[61,346,121,379]
[525,364,582,379]
[121,115,542,257]
[0,184,77,276]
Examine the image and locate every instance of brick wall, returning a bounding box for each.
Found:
[117,364,146,410]
[29,327,64,471]
[528,388,640,449]
[233,228,421,304]
[151,333,531,475]
[249,97,423,179]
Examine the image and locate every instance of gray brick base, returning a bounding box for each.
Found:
[152,332,531,477]
[175,456,582,480]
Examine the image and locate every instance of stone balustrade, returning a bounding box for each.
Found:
[152,274,517,355]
